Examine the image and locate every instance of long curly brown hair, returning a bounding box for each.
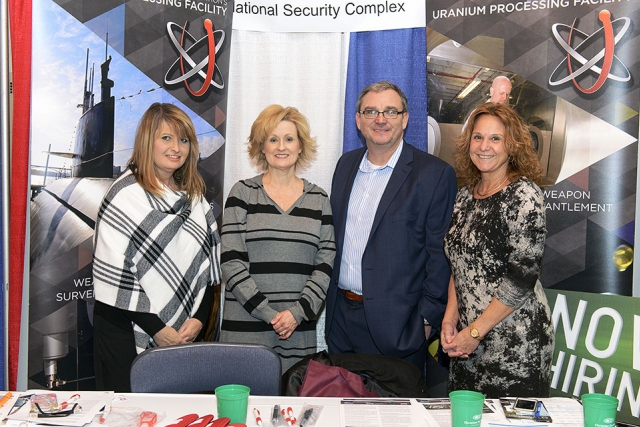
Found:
[454,103,542,188]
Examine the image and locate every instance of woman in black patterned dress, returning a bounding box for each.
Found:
[441,103,554,397]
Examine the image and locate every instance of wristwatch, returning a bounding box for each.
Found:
[470,323,484,341]
[423,318,430,326]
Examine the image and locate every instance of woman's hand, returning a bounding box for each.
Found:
[153,326,187,347]
[178,318,203,343]
[444,297,514,358]
[445,326,481,358]
[271,310,298,340]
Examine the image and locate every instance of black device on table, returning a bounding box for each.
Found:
[514,398,538,414]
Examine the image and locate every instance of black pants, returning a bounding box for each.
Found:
[93,305,137,392]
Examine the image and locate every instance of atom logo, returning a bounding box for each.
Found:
[549,10,631,94]
[165,19,225,96]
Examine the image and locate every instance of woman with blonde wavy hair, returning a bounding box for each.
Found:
[220,105,335,372]
[441,103,554,397]
[93,103,221,391]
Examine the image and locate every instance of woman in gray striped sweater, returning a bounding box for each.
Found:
[220,105,335,372]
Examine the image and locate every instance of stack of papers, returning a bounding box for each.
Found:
[2,391,114,427]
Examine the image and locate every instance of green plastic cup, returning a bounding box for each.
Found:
[582,393,618,427]
[215,384,250,424]
[449,390,484,427]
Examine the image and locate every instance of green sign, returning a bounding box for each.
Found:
[547,289,640,423]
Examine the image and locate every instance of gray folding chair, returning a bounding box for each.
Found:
[130,342,282,395]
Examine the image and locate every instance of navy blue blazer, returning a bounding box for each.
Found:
[325,142,457,359]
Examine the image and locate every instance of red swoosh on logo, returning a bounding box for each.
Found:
[179,19,216,97]
[568,10,614,94]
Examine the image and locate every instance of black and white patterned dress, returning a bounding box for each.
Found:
[444,177,554,397]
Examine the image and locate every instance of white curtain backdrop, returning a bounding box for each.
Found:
[224,30,351,350]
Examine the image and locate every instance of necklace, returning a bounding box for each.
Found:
[476,176,509,197]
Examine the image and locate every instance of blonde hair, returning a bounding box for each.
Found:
[455,103,542,188]
[128,103,205,203]
[247,105,317,171]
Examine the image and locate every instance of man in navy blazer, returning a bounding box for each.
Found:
[325,81,457,369]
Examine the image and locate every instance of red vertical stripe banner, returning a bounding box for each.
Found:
[8,0,31,391]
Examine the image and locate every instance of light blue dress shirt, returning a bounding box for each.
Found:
[338,142,403,295]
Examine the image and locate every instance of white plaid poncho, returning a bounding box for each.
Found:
[93,171,222,353]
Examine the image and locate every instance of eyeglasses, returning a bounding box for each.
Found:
[358,109,405,120]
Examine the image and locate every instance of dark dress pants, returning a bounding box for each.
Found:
[327,291,428,371]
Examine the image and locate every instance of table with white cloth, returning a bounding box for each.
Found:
[0,391,588,427]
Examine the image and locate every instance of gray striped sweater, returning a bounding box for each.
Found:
[220,175,335,372]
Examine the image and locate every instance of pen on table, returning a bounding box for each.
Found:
[299,408,313,427]
[286,407,296,425]
[534,401,542,418]
[280,409,294,426]
[0,392,13,408]
[271,404,280,426]
[60,394,80,410]
[280,409,288,424]
[253,408,262,426]
[99,400,113,423]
